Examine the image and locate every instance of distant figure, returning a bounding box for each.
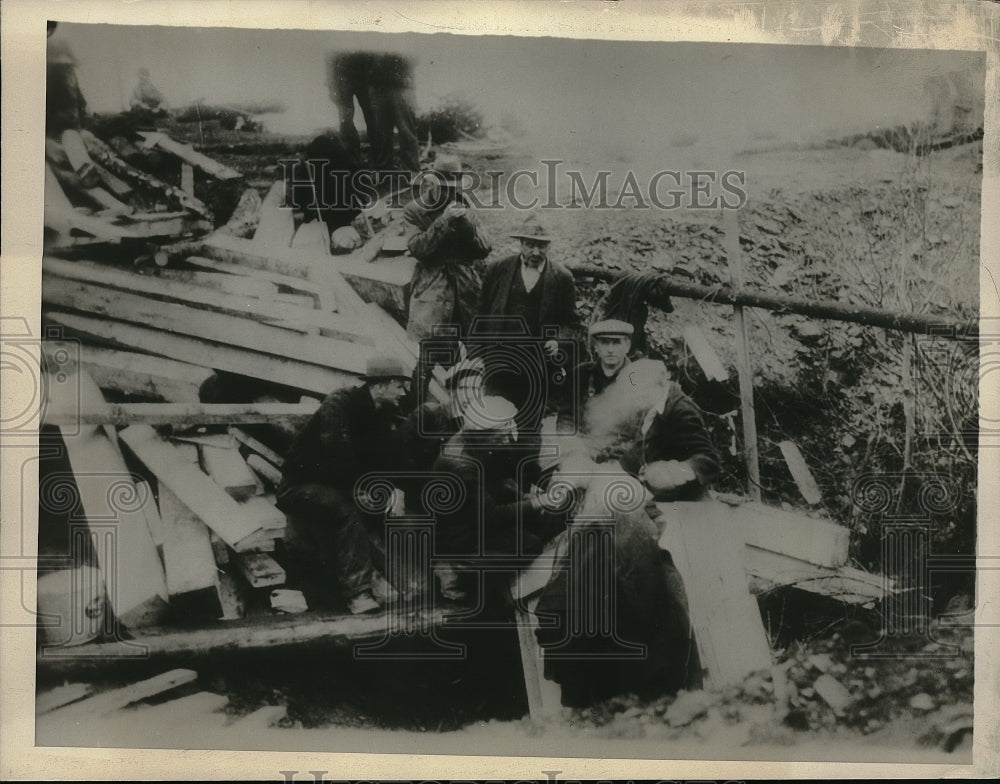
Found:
[129,67,166,112]
[368,53,420,176]
[46,22,87,138]
[326,51,376,167]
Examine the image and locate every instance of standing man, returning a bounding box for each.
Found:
[326,51,376,168]
[476,212,579,483]
[404,156,491,398]
[276,356,411,614]
[368,53,420,177]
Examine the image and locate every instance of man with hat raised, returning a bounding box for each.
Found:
[276,355,411,614]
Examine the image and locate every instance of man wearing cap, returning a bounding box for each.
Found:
[276,356,411,614]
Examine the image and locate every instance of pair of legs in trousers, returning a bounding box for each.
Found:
[276,483,376,605]
[332,73,375,167]
[369,84,420,174]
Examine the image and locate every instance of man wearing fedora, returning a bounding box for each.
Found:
[276,356,411,614]
[475,212,579,484]
[404,156,492,398]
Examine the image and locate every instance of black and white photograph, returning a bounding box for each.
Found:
[2,0,998,778]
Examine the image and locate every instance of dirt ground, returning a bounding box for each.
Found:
[64,116,980,753]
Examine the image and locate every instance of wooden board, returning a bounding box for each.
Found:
[230,427,285,467]
[253,181,295,248]
[182,255,322,307]
[43,400,320,429]
[198,443,258,501]
[239,495,287,532]
[43,270,376,358]
[137,131,242,180]
[234,552,286,588]
[48,370,169,629]
[778,440,823,505]
[127,691,231,729]
[77,343,213,403]
[245,454,283,489]
[36,683,93,716]
[158,485,222,597]
[119,424,263,551]
[682,325,729,382]
[48,669,198,719]
[743,547,888,606]
[658,500,773,686]
[45,310,360,396]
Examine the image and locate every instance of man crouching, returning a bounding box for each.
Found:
[276,356,410,614]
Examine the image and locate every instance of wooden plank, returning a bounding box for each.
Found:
[743,547,888,605]
[77,343,213,403]
[682,325,729,382]
[48,369,170,629]
[234,552,286,588]
[239,495,286,532]
[230,427,285,467]
[210,533,230,566]
[660,501,849,569]
[43,277,372,374]
[253,181,295,248]
[723,209,761,502]
[199,443,258,502]
[36,683,93,716]
[42,399,321,429]
[366,302,449,405]
[158,485,222,597]
[513,595,563,720]
[182,255,322,305]
[44,258,375,345]
[217,571,247,620]
[132,266,281,301]
[48,669,198,719]
[778,440,823,505]
[137,131,242,180]
[44,310,361,395]
[228,705,286,729]
[135,479,165,551]
[246,454,283,489]
[127,691,230,728]
[658,500,772,686]
[180,162,195,196]
[119,424,264,551]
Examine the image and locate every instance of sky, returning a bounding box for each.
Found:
[54,24,984,167]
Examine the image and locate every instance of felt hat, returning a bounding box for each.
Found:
[509,212,553,243]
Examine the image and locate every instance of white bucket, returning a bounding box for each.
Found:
[36,567,106,648]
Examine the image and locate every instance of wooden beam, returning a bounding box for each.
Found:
[743,547,889,606]
[137,131,242,180]
[199,443,259,502]
[36,683,93,716]
[47,369,170,629]
[245,454,283,489]
[74,343,213,403]
[681,325,729,383]
[44,259,376,346]
[724,210,761,502]
[46,669,199,719]
[44,310,362,396]
[253,181,295,248]
[567,264,974,341]
[234,552,286,588]
[230,427,285,467]
[182,255,321,306]
[119,424,264,551]
[658,500,773,686]
[43,399,320,429]
[157,485,222,597]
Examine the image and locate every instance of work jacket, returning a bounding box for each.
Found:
[404,196,491,341]
[477,254,578,341]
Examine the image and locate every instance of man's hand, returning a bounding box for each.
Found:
[639,460,697,493]
[543,339,560,359]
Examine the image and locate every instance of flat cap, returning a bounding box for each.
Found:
[588,319,635,338]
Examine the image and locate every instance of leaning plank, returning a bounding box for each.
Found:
[76,342,212,403]
[158,486,222,597]
[44,261,375,346]
[682,325,729,383]
[253,181,295,248]
[199,443,259,501]
[743,547,889,606]
[47,669,198,719]
[366,302,449,405]
[137,131,242,180]
[230,427,285,467]
[48,369,170,628]
[79,130,213,220]
[716,501,849,568]
[246,454,283,489]
[43,277,372,374]
[658,500,773,686]
[36,683,93,716]
[119,424,263,550]
[42,399,321,429]
[234,552,286,588]
[778,440,823,505]
[44,310,360,395]
[135,479,165,551]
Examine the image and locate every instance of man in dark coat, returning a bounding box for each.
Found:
[276,356,411,614]
[368,53,420,175]
[474,213,579,485]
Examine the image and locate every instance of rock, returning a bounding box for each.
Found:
[664,689,712,727]
[813,674,852,716]
[910,693,935,711]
